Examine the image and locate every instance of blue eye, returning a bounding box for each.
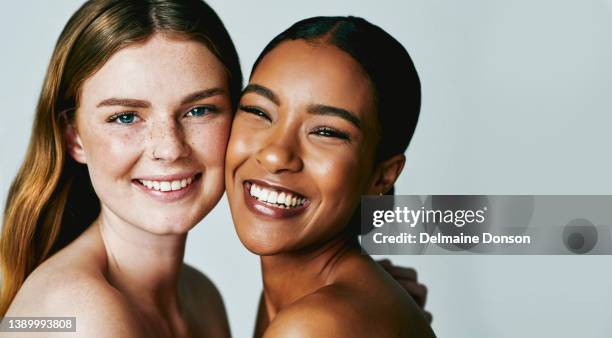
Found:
[108,112,140,124]
[186,106,216,117]
[118,114,135,124]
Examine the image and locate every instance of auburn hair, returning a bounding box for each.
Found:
[0,0,241,315]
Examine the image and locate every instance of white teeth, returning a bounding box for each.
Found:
[247,183,307,208]
[160,181,172,192]
[139,176,196,192]
[260,189,269,201]
[277,192,286,205]
[171,180,181,191]
[268,191,278,204]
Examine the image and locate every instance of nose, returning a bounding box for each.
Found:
[148,118,191,162]
[255,130,303,174]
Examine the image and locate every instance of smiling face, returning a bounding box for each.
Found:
[68,33,232,235]
[225,40,383,255]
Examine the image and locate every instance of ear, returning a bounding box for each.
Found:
[367,154,406,195]
[65,122,87,164]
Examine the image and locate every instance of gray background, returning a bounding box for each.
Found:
[1,1,612,337]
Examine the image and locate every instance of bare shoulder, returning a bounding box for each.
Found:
[264,275,434,338]
[179,263,230,337]
[179,263,221,299]
[262,284,369,338]
[3,230,145,338]
[4,260,143,338]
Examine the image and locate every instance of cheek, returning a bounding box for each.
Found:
[310,148,363,198]
[187,116,232,171]
[83,128,144,182]
[225,119,255,174]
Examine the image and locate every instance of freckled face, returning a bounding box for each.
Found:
[225,40,380,255]
[73,34,232,235]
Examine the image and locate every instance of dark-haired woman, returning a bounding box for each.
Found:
[225,16,435,337]
[1,1,429,337]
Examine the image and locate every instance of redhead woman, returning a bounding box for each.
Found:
[0,1,429,337]
[0,1,239,337]
[225,17,435,337]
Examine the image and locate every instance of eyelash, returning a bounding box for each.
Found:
[239,105,271,121]
[311,127,351,141]
[107,112,139,124]
[184,105,219,117]
[106,106,218,125]
[239,105,350,141]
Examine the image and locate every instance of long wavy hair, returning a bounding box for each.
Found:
[0,0,241,315]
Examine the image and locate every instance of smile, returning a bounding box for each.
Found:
[243,180,310,219]
[137,175,197,192]
[132,173,202,203]
[248,182,307,209]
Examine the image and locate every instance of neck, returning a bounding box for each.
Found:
[260,229,359,317]
[95,208,186,314]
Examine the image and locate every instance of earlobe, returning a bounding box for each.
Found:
[65,123,87,164]
[368,154,406,195]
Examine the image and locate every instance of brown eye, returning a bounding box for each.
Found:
[239,105,271,122]
[311,127,350,141]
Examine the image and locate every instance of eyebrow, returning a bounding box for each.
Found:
[180,88,224,105]
[241,84,280,105]
[241,83,362,129]
[96,98,149,108]
[95,88,224,108]
[308,104,362,129]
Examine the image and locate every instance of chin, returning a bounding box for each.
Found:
[140,214,198,236]
[234,225,290,256]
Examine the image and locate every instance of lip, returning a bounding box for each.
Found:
[132,173,202,203]
[242,180,310,219]
[135,172,198,181]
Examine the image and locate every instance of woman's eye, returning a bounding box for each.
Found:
[239,105,271,121]
[185,106,217,117]
[108,112,140,124]
[312,127,350,141]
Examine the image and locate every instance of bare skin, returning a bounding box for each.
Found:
[254,258,432,336]
[252,237,432,338]
[2,223,229,338]
[225,40,435,337]
[1,33,233,338]
[2,31,430,338]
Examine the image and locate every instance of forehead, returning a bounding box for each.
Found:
[79,33,227,106]
[251,40,376,119]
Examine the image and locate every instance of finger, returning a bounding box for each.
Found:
[423,310,433,324]
[376,259,392,267]
[398,281,427,308]
[385,266,418,281]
